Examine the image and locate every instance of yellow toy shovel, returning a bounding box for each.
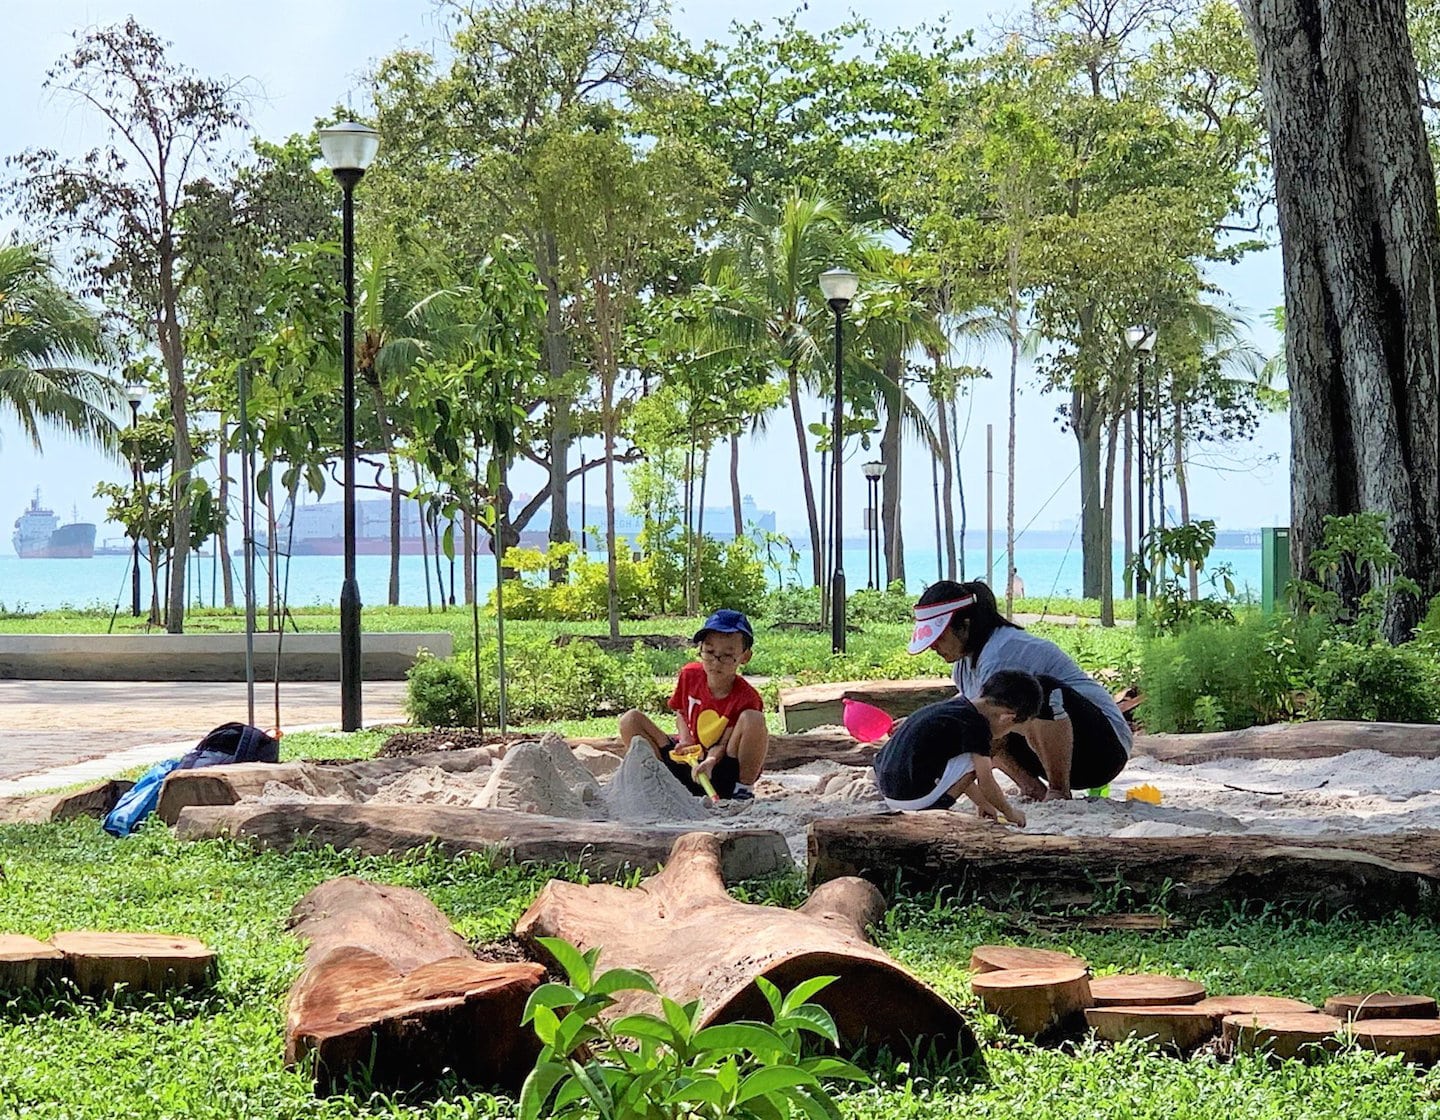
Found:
[669,744,720,803]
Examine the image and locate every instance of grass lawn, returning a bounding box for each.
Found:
[3,816,1440,1119]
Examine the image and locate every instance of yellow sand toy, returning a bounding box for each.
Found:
[668,743,720,804]
[1126,783,1163,805]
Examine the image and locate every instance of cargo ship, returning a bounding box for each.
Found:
[11,490,97,558]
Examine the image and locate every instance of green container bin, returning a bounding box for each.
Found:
[1260,526,1292,614]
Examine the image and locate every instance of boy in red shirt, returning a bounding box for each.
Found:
[618,609,769,800]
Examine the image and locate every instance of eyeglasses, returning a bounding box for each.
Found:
[699,649,740,664]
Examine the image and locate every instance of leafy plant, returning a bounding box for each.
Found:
[520,936,869,1120]
[1306,640,1440,723]
[405,650,478,727]
[1292,512,1421,641]
[1132,519,1236,635]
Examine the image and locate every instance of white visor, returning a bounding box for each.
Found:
[906,594,975,655]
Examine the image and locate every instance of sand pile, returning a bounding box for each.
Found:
[601,741,708,823]
[368,766,490,808]
[479,734,601,819]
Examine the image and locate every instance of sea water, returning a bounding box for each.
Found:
[0,546,1264,614]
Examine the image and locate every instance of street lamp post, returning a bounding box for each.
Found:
[819,268,859,654]
[126,385,145,618]
[321,121,381,732]
[1124,325,1158,614]
[862,460,886,589]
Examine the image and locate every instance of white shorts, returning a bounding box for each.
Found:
[882,754,975,812]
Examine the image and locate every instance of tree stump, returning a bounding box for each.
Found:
[1221,1012,1344,1060]
[1193,995,1319,1023]
[1323,992,1438,1021]
[50,932,216,996]
[515,831,975,1059]
[285,878,544,1092]
[969,966,1093,1040]
[1084,1005,1218,1052]
[969,945,1088,974]
[1348,1019,1440,1065]
[0,934,64,991]
[1088,974,1206,1007]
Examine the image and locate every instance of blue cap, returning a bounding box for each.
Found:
[693,609,754,648]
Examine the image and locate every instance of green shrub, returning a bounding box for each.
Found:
[463,635,667,723]
[696,535,769,617]
[497,543,653,621]
[1306,640,1440,723]
[520,937,868,1120]
[404,651,478,727]
[847,581,914,624]
[1414,593,1440,653]
[1138,614,1324,733]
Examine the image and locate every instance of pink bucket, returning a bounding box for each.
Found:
[843,698,895,743]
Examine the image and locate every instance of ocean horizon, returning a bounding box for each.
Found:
[0,544,1265,615]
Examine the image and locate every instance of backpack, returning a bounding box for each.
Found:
[177,722,280,771]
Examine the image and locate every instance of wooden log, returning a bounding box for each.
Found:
[50,931,216,996]
[970,945,1089,974]
[1221,1012,1344,1060]
[515,832,975,1059]
[0,779,133,825]
[778,679,957,733]
[969,966,1092,1040]
[1088,974,1206,1007]
[1084,1005,1217,1052]
[0,934,64,990]
[175,803,791,883]
[1133,720,1440,765]
[1193,995,1319,1022]
[1323,993,1438,1021]
[807,814,1440,916]
[1348,1019,1440,1065]
[286,878,544,1092]
[569,732,877,772]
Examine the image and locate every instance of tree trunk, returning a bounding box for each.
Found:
[953,397,967,579]
[538,231,573,586]
[1100,410,1120,626]
[730,430,744,540]
[158,249,190,634]
[388,459,402,606]
[1175,401,1199,600]
[515,832,975,1059]
[1245,0,1440,641]
[881,360,906,587]
[462,511,475,606]
[786,365,823,585]
[934,372,958,580]
[1074,389,1105,599]
[217,413,235,610]
[1006,278,1020,616]
[1122,410,1133,601]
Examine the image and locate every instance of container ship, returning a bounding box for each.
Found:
[12,490,97,558]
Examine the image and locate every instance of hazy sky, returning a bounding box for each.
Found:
[0,0,1290,559]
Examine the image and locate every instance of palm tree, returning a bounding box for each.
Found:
[0,243,115,449]
[708,194,869,585]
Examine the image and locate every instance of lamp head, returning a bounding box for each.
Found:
[1124,325,1158,352]
[319,122,380,181]
[862,460,886,480]
[819,268,859,310]
[125,384,145,406]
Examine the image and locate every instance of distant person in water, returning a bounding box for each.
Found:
[618,609,769,801]
[1008,568,1026,599]
[906,580,1131,800]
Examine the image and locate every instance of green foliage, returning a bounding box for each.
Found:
[1134,519,1237,635]
[694,535,768,618]
[520,937,868,1120]
[405,651,478,728]
[1306,641,1440,724]
[1138,614,1324,733]
[1293,512,1422,641]
[460,636,666,724]
[846,582,916,625]
[498,544,651,622]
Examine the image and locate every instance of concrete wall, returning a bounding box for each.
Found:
[0,632,452,682]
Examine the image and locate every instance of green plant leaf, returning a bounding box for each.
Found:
[531,1002,561,1047]
[693,1021,785,1057]
[539,936,596,988]
[611,1012,684,1049]
[592,967,660,996]
[665,1078,726,1107]
[754,974,784,1018]
[737,1066,820,1102]
[522,981,582,1021]
[777,975,835,1014]
[799,1056,871,1082]
[774,1004,840,1043]
[784,1084,843,1120]
[518,1061,568,1120]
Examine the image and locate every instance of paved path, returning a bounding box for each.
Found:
[0,680,408,786]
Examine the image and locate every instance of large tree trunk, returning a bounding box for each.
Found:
[1174,402,1199,600]
[786,365,823,585]
[1073,388,1105,599]
[1122,410,1133,601]
[1006,279,1020,615]
[1245,0,1440,641]
[1100,410,1120,626]
[516,832,975,1058]
[730,430,744,540]
[934,372,958,580]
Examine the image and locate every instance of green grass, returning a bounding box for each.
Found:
[3,819,1440,1118]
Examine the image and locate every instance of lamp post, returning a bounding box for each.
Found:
[126,384,145,618]
[862,460,886,589]
[819,268,859,654]
[1124,325,1157,613]
[320,121,381,732]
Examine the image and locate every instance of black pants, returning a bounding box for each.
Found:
[1003,677,1129,790]
[662,742,741,799]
